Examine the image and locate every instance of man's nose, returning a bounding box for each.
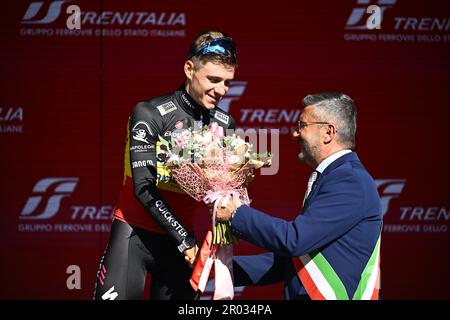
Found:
[292,129,300,140]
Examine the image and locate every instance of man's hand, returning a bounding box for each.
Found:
[183,245,199,268]
[215,196,242,222]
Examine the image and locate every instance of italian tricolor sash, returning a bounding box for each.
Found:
[293,232,381,300]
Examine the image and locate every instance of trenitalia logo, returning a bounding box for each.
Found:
[21,0,186,26]
[22,0,70,24]
[20,177,79,220]
[345,0,396,30]
[218,81,248,113]
[374,179,406,216]
[222,80,300,136]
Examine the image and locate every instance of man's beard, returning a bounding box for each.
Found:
[298,139,317,166]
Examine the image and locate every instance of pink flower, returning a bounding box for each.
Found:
[175,139,185,148]
[210,122,224,140]
[175,130,192,148]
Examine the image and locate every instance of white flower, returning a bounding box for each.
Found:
[168,154,180,164]
[199,131,214,146]
[230,137,246,150]
[228,155,240,164]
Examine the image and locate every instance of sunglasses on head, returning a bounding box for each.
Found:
[190,37,237,62]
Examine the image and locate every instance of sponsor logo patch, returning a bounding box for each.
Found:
[132,160,154,168]
[212,110,229,125]
[157,101,177,116]
[102,286,119,300]
[130,144,154,153]
[131,121,152,144]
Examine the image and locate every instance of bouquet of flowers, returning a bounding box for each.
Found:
[159,122,271,299]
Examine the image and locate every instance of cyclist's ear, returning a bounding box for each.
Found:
[184,60,195,80]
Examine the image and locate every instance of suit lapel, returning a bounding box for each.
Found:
[303,152,360,209]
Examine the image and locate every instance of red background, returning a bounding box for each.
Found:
[1,0,449,299]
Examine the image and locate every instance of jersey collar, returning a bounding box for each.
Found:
[177,85,208,120]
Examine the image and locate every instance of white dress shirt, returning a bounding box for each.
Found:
[315,149,352,174]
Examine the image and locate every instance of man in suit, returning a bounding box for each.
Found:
[215,92,382,300]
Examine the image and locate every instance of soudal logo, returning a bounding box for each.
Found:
[375,179,406,216]
[218,81,247,112]
[345,0,396,30]
[21,0,186,26]
[20,177,78,220]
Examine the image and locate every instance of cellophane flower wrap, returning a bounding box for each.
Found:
[159,122,270,299]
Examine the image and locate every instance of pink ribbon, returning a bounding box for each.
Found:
[200,190,238,300]
[204,190,239,232]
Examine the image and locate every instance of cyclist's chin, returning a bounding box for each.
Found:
[201,99,216,110]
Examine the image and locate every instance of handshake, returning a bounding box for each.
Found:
[212,195,243,222]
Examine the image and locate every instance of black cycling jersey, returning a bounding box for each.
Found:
[94,86,236,300]
[125,86,235,249]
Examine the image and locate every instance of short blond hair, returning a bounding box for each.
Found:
[187,30,238,69]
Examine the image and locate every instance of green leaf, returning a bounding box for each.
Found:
[158,135,170,148]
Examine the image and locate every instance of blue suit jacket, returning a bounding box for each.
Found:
[231,152,382,299]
